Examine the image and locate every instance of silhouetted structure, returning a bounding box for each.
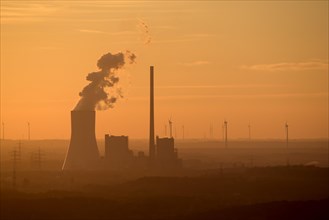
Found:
[285,122,290,165]
[11,149,19,188]
[105,135,133,169]
[169,118,173,138]
[62,65,182,172]
[62,111,100,170]
[17,141,22,166]
[2,122,4,140]
[174,125,177,139]
[148,66,181,169]
[224,120,228,147]
[135,150,148,168]
[149,66,155,160]
[27,122,30,141]
[248,123,251,141]
[209,124,213,139]
[156,136,181,169]
[31,147,43,169]
[285,122,289,145]
[165,124,167,136]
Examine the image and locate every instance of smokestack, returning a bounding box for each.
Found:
[149,66,155,159]
[224,120,228,147]
[62,111,100,170]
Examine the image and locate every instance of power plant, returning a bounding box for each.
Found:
[148,67,181,169]
[62,111,100,170]
[156,136,180,168]
[62,65,181,171]
[104,135,133,169]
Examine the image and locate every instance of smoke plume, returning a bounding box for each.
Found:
[74,51,136,111]
[138,19,151,44]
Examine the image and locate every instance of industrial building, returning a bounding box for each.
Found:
[148,66,181,170]
[105,135,133,169]
[104,66,181,170]
[156,136,181,169]
[63,65,182,171]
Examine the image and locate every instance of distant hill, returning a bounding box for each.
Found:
[1,166,328,220]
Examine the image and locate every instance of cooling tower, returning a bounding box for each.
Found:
[62,111,100,170]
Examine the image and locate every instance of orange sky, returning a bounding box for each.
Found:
[1,1,328,140]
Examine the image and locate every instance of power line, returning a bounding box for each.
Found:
[31,147,44,170]
[10,149,20,188]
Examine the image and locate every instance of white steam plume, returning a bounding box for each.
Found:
[137,18,151,45]
[74,51,136,111]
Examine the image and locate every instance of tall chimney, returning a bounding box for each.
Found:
[62,111,100,170]
[149,66,155,159]
[224,120,228,147]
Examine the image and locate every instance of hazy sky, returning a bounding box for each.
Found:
[1,1,328,139]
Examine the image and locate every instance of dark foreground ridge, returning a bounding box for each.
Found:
[185,199,329,220]
[2,196,328,220]
[1,166,328,220]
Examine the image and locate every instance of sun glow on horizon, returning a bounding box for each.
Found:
[1,1,328,140]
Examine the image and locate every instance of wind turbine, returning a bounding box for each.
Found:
[27,122,30,141]
[165,124,167,136]
[169,117,173,138]
[224,120,228,147]
[2,122,4,140]
[285,122,289,145]
[209,123,213,139]
[248,123,251,141]
[285,122,289,166]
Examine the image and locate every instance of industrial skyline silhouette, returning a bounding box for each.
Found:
[1,1,327,220]
[63,65,181,171]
